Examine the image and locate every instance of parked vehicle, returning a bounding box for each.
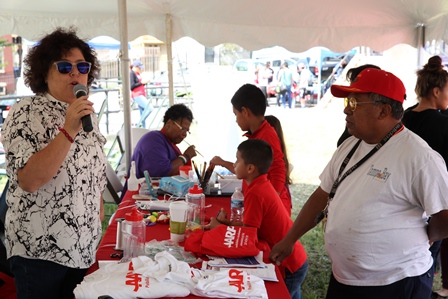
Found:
[310,50,356,83]
[233,59,267,86]
[0,98,18,125]
[233,59,266,73]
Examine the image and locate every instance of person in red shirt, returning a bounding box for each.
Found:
[211,84,292,214]
[207,139,308,299]
[130,60,153,128]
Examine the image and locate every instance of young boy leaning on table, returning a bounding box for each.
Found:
[211,84,292,215]
[205,139,308,299]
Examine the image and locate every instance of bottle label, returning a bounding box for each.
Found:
[170,220,187,235]
[231,199,244,209]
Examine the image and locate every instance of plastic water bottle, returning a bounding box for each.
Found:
[230,187,244,222]
[127,161,139,191]
[122,208,146,262]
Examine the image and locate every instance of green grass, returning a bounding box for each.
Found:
[102,203,119,233]
[290,183,331,299]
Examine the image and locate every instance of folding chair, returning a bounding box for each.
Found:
[115,127,150,179]
[103,162,123,205]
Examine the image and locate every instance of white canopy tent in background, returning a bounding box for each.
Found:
[3,0,448,52]
[1,0,448,169]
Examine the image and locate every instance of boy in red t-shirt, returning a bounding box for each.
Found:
[208,139,308,299]
[211,83,292,215]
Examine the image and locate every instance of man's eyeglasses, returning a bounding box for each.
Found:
[344,97,375,111]
[172,120,190,134]
[54,61,92,75]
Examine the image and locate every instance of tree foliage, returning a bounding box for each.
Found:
[0,38,11,47]
[0,38,12,69]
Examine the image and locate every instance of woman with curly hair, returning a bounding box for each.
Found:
[1,27,107,299]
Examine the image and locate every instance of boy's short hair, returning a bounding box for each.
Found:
[237,139,272,174]
[231,84,266,116]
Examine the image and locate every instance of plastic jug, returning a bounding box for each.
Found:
[122,208,146,261]
[185,184,205,232]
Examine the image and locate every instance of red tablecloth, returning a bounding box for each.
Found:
[88,190,291,299]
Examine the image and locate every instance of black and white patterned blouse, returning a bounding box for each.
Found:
[2,93,107,269]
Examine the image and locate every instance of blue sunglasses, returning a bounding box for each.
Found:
[53,61,91,75]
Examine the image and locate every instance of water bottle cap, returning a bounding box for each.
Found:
[188,184,203,194]
[125,208,143,221]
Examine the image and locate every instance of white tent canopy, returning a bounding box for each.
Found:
[2,0,448,52]
[1,0,448,168]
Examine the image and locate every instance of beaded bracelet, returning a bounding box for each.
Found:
[178,155,187,164]
[58,126,74,143]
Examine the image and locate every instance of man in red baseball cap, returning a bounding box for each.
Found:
[270,68,448,298]
[330,68,406,144]
[331,68,406,103]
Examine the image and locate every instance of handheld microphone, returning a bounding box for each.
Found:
[73,84,93,132]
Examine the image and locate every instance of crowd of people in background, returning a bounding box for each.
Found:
[255,60,315,109]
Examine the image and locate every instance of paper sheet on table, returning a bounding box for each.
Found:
[207,252,266,268]
[202,261,278,282]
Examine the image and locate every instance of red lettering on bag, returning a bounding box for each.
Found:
[224,226,236,248]
[228,269,245,292]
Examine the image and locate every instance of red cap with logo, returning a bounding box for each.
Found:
[331,68,406,103]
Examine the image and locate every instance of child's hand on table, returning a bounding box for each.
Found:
[204,208,232,230]
[203,217,222,230]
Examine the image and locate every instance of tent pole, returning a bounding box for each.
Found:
[118,0,132,171]
[166,13,174,106]
[317,49,322,102]
[416,23,425,69]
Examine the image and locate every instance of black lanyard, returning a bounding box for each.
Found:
[315,122,404,224]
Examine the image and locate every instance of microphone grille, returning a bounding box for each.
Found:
[73,84,88,96]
